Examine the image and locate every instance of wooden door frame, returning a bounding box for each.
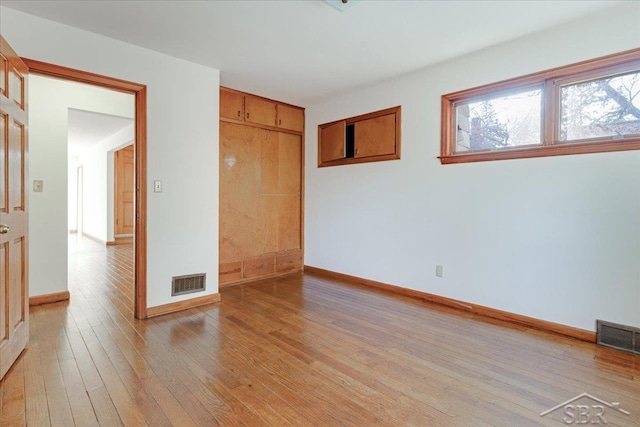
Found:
[22,58,148,319]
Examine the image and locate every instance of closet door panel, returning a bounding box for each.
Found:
[278,133,301,194]
[277,195,301,251]
[219,122,261,260]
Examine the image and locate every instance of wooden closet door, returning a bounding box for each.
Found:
[0,36,29,381]
[276,132,301,251]
[221,124,302,260]
[219,122,261,261]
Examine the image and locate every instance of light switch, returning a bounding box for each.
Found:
[33,180,43,192]
[154,180,162,193]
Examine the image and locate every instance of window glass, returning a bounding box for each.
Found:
[560,71,640,142]
[455,88,542,152]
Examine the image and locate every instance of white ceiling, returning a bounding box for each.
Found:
[68,108,133,156]
[2,0,625,106]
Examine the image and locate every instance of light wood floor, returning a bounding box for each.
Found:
[1,236,639,426]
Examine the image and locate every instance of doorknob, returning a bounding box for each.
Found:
[0,224,9,234]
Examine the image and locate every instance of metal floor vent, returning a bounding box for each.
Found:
[172,273,206,296]
[596,320,640,355]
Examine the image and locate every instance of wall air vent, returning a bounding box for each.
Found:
[596,320,640,355]
[172,273,206,296]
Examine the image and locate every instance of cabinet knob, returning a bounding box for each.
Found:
[237,110,241,117]
[246,112,250,119]
[279,119,281,125]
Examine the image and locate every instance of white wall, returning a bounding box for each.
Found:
[79,125,134,242]
[305,3,640,332]
[68,155,78,231]
[28,75,133,296]
[2,8,220,307]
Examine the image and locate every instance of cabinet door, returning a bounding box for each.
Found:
[277,104,304,132]
[319,120,346,163]
[220,89,244,120]
[219,122,262,260]
[277,132,301,251]
[245,95,277,127]
[354,113,396,158]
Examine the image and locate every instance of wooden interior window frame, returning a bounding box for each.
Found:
[440,48,640,164]
[318,106,401,167]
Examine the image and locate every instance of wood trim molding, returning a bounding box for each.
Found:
[219,270,302,288]
[219,116,304,136]
[107,237,134,246]
[22,58,144,93]
[147,293,221,318]
[29,291,70,306]
[303,265,596,342]
[23,58,148,319]
[135,85,148,319]
[82,232,106,245]
[439,138,640,164]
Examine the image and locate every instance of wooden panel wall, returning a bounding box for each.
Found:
[219,89,304,286]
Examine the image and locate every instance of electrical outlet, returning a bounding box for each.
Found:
[154,180,162,193]
[33,180,43,192]
[436,265,443,278]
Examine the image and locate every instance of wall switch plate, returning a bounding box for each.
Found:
[33,180,43,192]
[154,180,162,193]
[436,265,443,278]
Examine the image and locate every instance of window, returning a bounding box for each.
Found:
[441,49,640,164]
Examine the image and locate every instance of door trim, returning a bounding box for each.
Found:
[22,58,148,319]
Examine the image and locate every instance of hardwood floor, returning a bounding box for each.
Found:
[1,236,639,426]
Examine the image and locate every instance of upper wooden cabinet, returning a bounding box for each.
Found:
[220,87,304,133]
[318,106,401,167]
[277,104,304,132]
[245,95,276,127]
[354,113,396,158]
[319,120,346,163]
[220,89,244,120]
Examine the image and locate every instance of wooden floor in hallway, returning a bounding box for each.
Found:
[1,235,639,426]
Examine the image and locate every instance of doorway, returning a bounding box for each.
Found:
[25,59,148,319]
